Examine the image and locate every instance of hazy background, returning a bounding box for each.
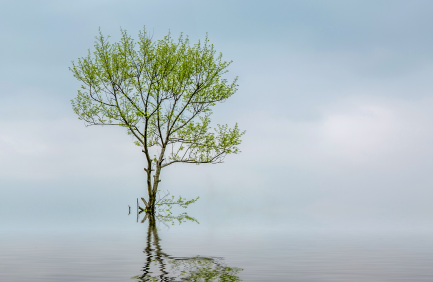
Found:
[1,0,433,232]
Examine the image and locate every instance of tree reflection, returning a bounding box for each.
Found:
[131,212,243,281]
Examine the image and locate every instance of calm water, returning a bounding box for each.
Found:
[1,210,433,281]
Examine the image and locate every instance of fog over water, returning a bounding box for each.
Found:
[1,1,433,281]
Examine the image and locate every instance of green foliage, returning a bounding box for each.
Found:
[131,256,243,282]
[70,28,244,166]
[154,192,200,225]
[171,256,243,282]
[156,212,200,226]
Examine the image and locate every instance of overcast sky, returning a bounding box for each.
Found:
[1,0,433,231]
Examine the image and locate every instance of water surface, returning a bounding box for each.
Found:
[1,210,433,281]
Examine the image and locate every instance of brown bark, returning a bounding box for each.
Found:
[144,145,166,214]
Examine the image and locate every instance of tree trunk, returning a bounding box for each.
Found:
[147,191,156,214]
[145,173,160,214]
[143,146,165,214]
[147,147,165,213]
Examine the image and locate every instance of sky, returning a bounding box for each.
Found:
[1,0,433,231]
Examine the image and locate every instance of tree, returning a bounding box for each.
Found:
[70,28,245,213]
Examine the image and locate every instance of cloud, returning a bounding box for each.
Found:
[230,96,433,228]
[239,96,433,175]
[0,118,144,182]
[3,95,432,188]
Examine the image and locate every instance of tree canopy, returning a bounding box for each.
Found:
[70,28,244,212]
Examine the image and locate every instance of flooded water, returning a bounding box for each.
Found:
[1,209,433,282]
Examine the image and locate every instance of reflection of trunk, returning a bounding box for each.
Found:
[134,211,242,281]
[139,212,170,281]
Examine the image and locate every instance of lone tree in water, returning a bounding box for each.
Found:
[70,29,244,213]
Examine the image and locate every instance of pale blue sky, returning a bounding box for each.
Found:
[1,0,433,231]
